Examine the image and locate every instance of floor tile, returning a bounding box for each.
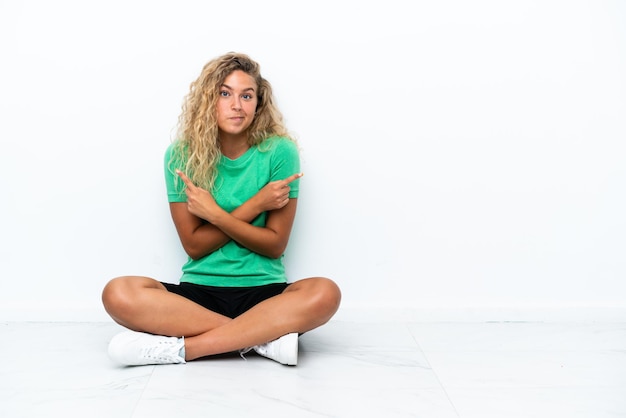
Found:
[421,349,626,389]
[443,386,626,418]
[0,322,150,418]
[132,332,456,417]
[408,322,626,352]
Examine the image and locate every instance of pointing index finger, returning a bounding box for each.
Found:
[176,169,196,190]
[283,172,303,186]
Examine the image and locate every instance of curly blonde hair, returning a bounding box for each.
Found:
[171,52,294,191]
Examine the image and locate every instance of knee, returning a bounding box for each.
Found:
[101,276,135,316]
[310,277,342,318]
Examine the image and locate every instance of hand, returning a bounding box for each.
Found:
[176,170,220,221]
[254,172,303,212]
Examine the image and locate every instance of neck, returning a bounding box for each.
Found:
[219,135,250,159]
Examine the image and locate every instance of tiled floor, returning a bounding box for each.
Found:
[1,320,625,417]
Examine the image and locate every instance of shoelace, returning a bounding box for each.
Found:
[239,346,255,361]
[142,340,182,362]
[239,341,272,361]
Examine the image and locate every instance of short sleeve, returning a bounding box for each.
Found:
[164,143,187,203]
[269,137,301,198]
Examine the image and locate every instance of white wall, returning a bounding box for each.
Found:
[1,0,625,321]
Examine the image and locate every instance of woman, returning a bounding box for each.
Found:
[102,52,341,366]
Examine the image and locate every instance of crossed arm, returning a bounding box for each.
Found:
[170,170,303,260]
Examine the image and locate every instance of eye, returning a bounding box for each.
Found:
[242,93,254,100]
[220,90,230,97]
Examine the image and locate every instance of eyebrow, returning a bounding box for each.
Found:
[221,83,256,92]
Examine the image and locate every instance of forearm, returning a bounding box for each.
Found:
[208,208,288,259]
[216,199,296,259]
[175,196,266,260]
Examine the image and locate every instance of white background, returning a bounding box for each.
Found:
[1,0,625,321]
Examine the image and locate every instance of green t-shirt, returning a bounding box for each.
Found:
[164,136,300,287]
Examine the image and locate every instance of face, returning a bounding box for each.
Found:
[216,70,259,139]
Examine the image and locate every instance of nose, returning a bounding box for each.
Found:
[231,96,242,110]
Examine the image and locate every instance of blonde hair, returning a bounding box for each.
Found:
[171,52,294,191]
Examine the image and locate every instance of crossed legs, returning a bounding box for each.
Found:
[101,276,341,361]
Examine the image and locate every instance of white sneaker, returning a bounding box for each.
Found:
[247,333,298,366]
[108,330,186,366]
